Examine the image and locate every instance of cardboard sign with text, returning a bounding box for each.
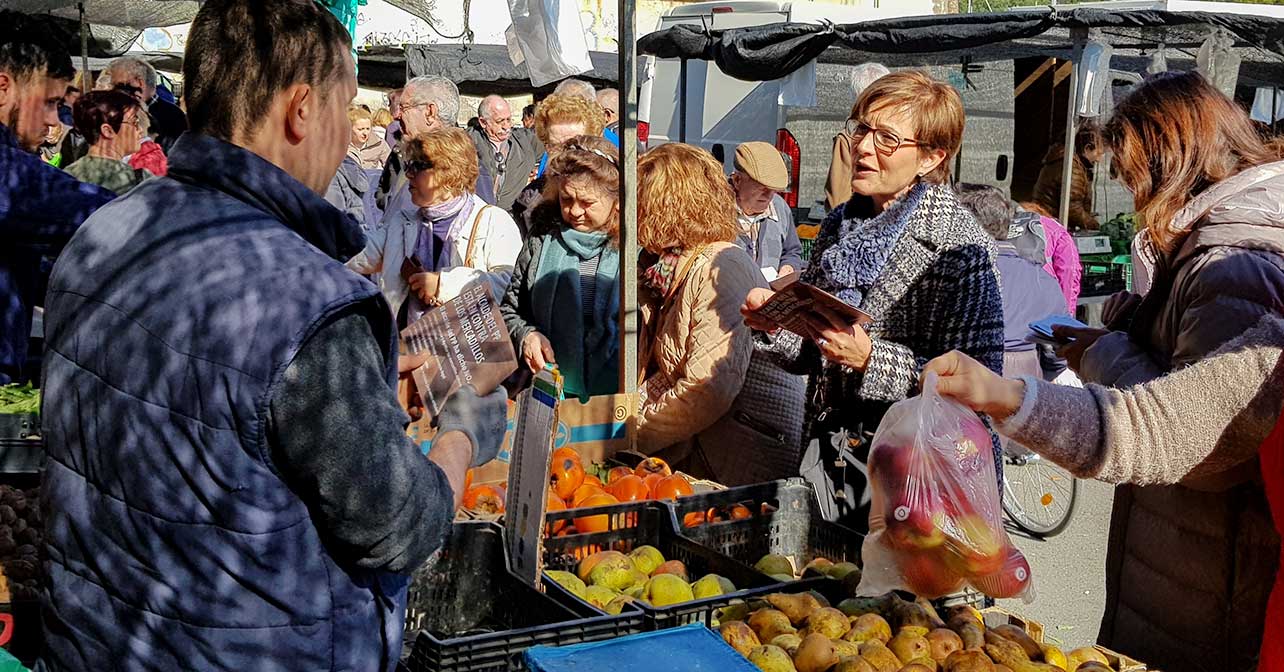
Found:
[504,369,562,585]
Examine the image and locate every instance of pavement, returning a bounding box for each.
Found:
[998,478,1115,650]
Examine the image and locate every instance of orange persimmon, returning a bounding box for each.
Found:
[607,475,649,503]
[729,504,753,520]
[570,482,606,507]
[550,454,586,500]
[573,493,620,533]
[552,447,582,467]
[682,511,707,527]
[462,484,506,514]
[606,466,634,484]
[546,492,568,535]
[634,457,672,478]
[642,473,663,496]
[651,474,694,501]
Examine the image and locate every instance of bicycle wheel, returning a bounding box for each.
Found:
[1001,452,1077,537]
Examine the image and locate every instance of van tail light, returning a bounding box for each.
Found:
[776,128,800,208]
[637,121,650,148]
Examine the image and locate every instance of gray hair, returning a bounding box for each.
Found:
[954,183,1015,241]
[554,77,596,102]
[477,94,507,118]
[108,56,158,98]
[850,62,891,100]
[404,75,460,127]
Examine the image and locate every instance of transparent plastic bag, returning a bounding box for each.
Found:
[855,372,1035,602]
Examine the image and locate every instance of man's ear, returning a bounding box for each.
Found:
[282,83,312,145]
[0,72,14,109]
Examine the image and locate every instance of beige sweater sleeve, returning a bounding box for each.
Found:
[996,314,1284,485]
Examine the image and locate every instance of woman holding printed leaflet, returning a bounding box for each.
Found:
[500,135,621,401]
[346,126,521,328]
[742,70,1005,531]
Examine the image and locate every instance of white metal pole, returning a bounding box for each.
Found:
[1059,27,1086,230]
[619,0,639,450]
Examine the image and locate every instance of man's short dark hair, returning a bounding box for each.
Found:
[522,104,536,119]
[183,0,353,140]
[74,89,143,145]
[0,11,75,83]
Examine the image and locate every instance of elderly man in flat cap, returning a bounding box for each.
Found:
[730,141,804,282]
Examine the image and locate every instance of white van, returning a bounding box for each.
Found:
[638,1,1015,220]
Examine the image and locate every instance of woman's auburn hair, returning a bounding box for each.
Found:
[402,127,480,196]
[534,94,606,147]
[638,143,738,251]
[1106,71,1280,253]
[542,134,622,243]
[848,70,965,184]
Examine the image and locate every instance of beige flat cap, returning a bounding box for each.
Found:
[734,141,789,192]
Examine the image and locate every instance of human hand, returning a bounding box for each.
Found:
[922,350,1025,420]
[522,331,557,373]
[437,384,509,467]
[741,287,781,332]
[398,350,431,374]
[778,264,796,278]
[1101,291,1142,328]
[1053,325,1110,372]
[408,271,441,305]
[805,304,871,370]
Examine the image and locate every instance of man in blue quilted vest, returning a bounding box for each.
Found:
[37,1,506,670]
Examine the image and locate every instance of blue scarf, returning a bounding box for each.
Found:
[532,227,620,400]
[810,182,926,309]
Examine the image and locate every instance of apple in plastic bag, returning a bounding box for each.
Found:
[942,513,1005,577]
[883,492,948,551]
[972,545,1032,598]
[896,547,965,598]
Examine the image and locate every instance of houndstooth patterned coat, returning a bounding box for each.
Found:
[778,183,1006,527]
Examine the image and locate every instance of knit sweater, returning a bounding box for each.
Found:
[997,313,1284,486]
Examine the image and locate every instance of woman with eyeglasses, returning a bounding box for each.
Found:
[741,70,1004,530]
[499,135,620,400]
[63,89,154,194]
[346,127,521,327]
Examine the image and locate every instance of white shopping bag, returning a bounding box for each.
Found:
[506,0,593,87]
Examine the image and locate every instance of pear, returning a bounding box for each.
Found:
[770,633,803,656]
[747,644,797,672]
[577,550,629,582]
[1066,648,1110,671]
[587,553,637,591]
[720,620,761,656]
[544,570,587,600]
[771,573,797,582]
[858,640,903,672]
[627,545,665,576]
[900,625,931,638]
[650,559,689,581]
[755,553,796,577]
[641,574,693,607]
[837,596,893,618]
[907,656,938,670]
[749,608,797,642]
[583,585,619,610]
[802,557,834,578]
[826,561,861,581]
[844,613,892,644]
[831,639,861,659]
[692,573,730,599]
[1074,664,1111,672]
[991,624,1042,660]
[1041,645,1068,670]
[830,657,876,672]
[792,633,838,672]
[888,631,931,665]
[926,628,964,662]
[943,649,996,672]
[766,592,823,626]
[604,594,634,615]
[803,607,851,640]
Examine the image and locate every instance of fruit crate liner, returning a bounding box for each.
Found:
[523,623,758,672]
[542,503,778,630]
[403,521,644,672]
[665,478,863,575]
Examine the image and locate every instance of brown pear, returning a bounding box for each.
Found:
[748,644,798,672]
[888,631,931,665]
[991,624,1042,660]
[804,607,851,640]
[771,634,804,657]
[1074,663,1111,672]
[1065,648,1110,671]
[943,649,996,672]
[901,664,936,672]
[767,592,824,626]
[907,656,939,670]
[720,621,762,656]
[831,657,877,672]
[858,640,903,672]
[793,633,838,672]
[994,666,1014,672]
[950,620,985,651]
[899,625,931,639]
[831,639,861,659]
[750,608,798,642]
[927,628,964,662]
[845,613,893,644]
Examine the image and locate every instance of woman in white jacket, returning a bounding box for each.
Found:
[347,127,521,325]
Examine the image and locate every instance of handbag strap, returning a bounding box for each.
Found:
[462,204,494,268]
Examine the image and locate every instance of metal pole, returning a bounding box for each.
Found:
[679,59,688,143]
[618,0,640,450]
[79,2,89,85]
[1059,28,1086,230]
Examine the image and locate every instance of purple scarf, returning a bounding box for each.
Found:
[413,193,474,272]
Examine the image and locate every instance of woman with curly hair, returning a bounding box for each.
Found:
[510,94,606,228]
[636,143,803,484]
[500,135,621,400]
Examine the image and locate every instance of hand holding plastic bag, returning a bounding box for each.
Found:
[856,373,1035,602]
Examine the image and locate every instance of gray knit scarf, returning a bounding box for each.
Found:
[809,182,928,308]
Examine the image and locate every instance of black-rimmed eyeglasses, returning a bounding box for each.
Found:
[845,119,921,155]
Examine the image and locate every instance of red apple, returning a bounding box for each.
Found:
[942,513,1005,577]
[868,442,915,490]
[896,547,965,599]
[972,545,1033,599]
[884,496,948,551]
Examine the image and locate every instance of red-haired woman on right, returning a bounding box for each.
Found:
[1052,70,1284,672]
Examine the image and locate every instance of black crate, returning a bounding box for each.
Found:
[667,478,863,575]
[0,415,37,441]
[1080,256,1130,297]
[403,522,643,672]
[0,439,42,474]
[543,502,778,631]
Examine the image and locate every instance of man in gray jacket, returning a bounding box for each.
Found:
[470,95,542,211]
[731,141,804,280]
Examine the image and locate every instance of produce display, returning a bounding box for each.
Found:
[753,554,861,587]
[0,384,39,417]
[860,375,1033,601]
[544,452,695,534]
[544,545,739,613]
[720,592,1125,672]
[0,485,42,602]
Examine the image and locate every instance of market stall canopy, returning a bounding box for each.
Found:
[636,6,1284,85]
[2,0,199,28]
[396,43,620,94]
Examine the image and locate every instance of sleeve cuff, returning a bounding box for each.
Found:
[994,375,1041,435]
[858,337,917,402]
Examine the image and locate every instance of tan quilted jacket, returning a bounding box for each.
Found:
[637,242,763,456]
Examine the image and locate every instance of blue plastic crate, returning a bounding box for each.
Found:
[523,623,758,672]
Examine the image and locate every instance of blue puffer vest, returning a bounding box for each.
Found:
[38,134,403,671]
